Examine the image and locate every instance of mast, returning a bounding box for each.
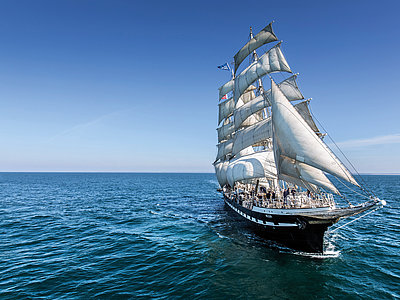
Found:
[249,27,265,96]
[215,22,292,187]
[249,26,269,150]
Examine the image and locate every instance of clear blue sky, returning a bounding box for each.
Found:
[0,0,399,173]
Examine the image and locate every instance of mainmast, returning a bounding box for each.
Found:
[215,22,291,187]
[249,26,270,148]
[249,26,265,96]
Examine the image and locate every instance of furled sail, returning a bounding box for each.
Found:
[226,150,277,187]
[216,139,233,161]
[232,118,272,156]
[219,79,234,100]
[234,43,292,102]
[294,100,319,133]
[234,22,278,73]
[217,121,234,142]
[270,79,359,186]
[234,75,304,129]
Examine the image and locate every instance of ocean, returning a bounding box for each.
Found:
[0,173,398,299]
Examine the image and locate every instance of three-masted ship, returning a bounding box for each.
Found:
[214,22,385,253]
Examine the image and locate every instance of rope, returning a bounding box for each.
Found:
[308,105,375,197]
[330,207,380,232]
[334,176,371,200]
[274,101,355,182]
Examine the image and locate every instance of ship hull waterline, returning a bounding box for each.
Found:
[223,193,378,253]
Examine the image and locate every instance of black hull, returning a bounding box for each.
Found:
[242,215,330,253]
[224,195,336,253]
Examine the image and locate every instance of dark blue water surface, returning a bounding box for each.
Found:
[0,173,399,299]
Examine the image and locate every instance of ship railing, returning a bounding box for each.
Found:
[226,189,335,210]
[248,192,336,209]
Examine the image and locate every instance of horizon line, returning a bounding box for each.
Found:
[0,171,399,175]
[0,171,215,174]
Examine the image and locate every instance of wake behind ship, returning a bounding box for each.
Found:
[213,22,385,253]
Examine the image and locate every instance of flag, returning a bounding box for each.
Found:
[217,63,231,71]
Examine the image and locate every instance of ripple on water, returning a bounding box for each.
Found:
[0,173,399,299]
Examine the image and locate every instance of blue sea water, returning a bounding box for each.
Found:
[0,173,399,299]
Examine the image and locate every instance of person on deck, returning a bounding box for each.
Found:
[283,188,289,199]
[283,188,289,207]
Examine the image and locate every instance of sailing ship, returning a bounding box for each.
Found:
[214,22,386,253]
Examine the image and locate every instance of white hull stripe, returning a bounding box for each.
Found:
[252,206,332,215]
[225,199,298,228]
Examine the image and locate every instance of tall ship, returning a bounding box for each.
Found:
[213,22,386,253]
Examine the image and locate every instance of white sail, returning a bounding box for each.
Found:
[234,43,292,102]
[217,121,234,142]
[236,85,257,106]
[279,156,340,194]
[236,146,255,157]
[234,75,304,129]
[294,100,319,133]
[219,79,234,100]
[234,95,266,129]
[218,97,234,124]
[215,147,256,187]
[226,150,277,187]
[214,160,229,187]
[218,86,257,125]
[234,22,278,73]
[241,113,263,127]
[279,173,319,194]
[232,118,272,156]
[216,139,233,161]
[270,79,359,186]
[235,85,262,127]
[264,75,304,105]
